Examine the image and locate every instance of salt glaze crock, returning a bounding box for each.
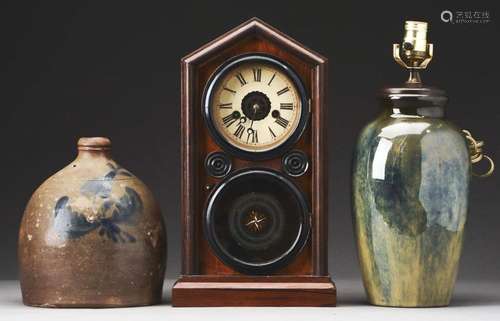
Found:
[19,137,166,307]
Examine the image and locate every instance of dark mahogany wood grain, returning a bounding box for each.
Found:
[173,275,336,307]
[176,17,335,306]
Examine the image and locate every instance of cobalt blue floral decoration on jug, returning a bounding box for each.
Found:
[19,137,167,307]
[352,21,494,307]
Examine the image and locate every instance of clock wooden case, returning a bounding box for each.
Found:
[172,17,336,307]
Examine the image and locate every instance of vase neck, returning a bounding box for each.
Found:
[388,106,445,118]
[379,85,447,119]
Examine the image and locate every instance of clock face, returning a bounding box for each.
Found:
[204,55,308,159]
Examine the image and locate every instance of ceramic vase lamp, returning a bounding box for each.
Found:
[352,21,494,307]
[18,137,167,308]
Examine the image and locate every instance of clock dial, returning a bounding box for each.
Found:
[208,60,304,153]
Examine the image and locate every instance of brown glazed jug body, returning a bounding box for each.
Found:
[18,137,166,307]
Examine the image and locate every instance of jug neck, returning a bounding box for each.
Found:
[76,137,112,160]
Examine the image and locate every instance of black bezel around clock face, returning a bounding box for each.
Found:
[203,168,311,274]
[202,53,310,161]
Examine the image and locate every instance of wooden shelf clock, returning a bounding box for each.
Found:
[172,17,336,307]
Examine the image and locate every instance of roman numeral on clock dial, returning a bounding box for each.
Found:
[267,73,276,86]
[253,68,261,82]
[223,87,236,94]
[234,124,245,139]
[268,126,277,138]
[219,103,232,109]
[277,87,290,96]
[247,130,258,143]
[280,103,293,110]
[236,73,247,86]
[275,116,289,128]
[222,114,237,127]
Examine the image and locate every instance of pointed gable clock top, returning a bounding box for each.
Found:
[183,17,326,65]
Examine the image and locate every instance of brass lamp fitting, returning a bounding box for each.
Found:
[393,21,434,84]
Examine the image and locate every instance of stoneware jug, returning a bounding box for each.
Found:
[18,137,166,307]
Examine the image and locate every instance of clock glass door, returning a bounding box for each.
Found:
[204,169,310,274]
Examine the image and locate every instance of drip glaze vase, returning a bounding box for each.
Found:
[18,137,166,307]
[352,86,470,307]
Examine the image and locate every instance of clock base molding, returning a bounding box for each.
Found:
[171,275,336,307]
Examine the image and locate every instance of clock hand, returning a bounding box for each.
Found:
[237,116,247,125]
[246,104,259,143]
[250,104,258,129]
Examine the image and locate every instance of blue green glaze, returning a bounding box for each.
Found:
[352,107,470,307]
